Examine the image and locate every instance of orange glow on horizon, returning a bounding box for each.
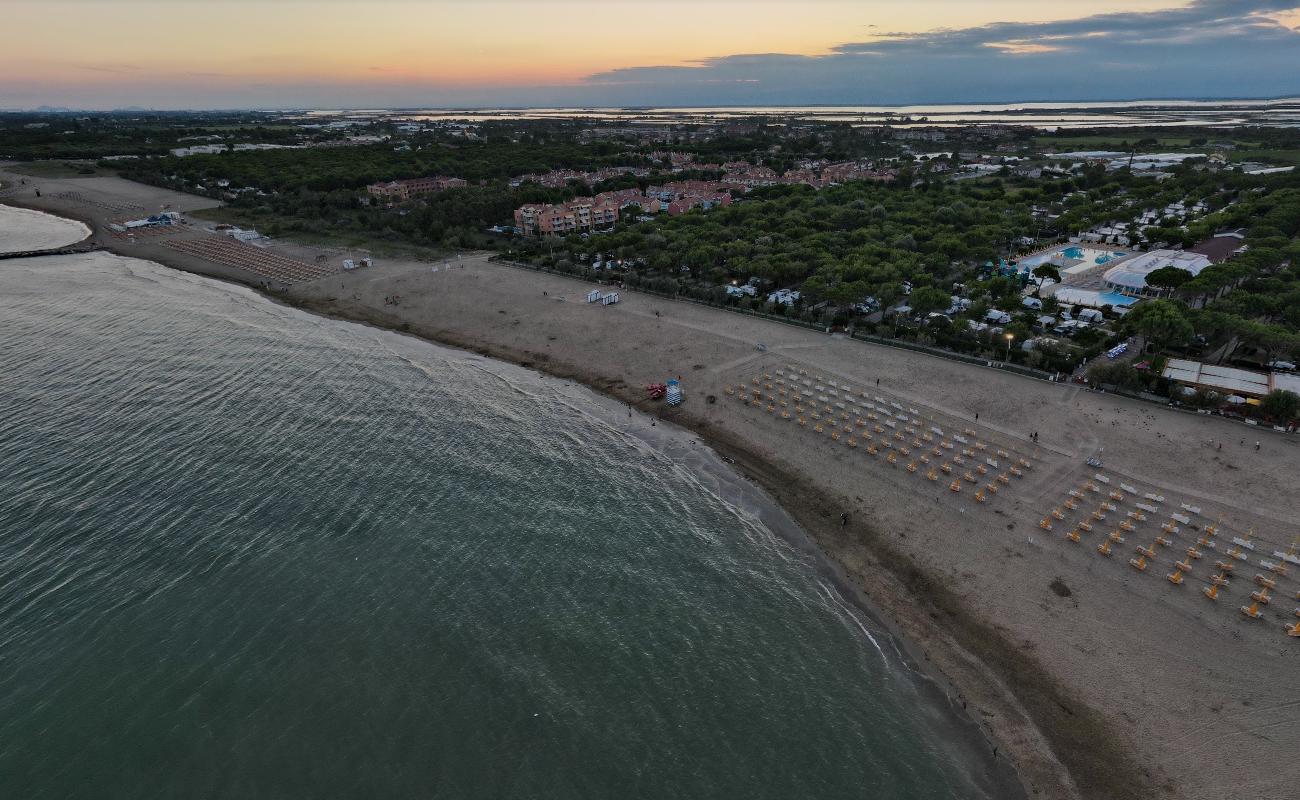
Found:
[2,0,1191,93]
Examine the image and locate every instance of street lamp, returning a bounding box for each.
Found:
[1005,333,1015,362]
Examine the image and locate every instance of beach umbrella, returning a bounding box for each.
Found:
[1225,395,1247,405]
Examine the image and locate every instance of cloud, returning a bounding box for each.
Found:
[575,0,1300,104]
[73,62,143,74]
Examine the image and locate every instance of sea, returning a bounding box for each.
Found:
[0,207,1018,799]
[299,97,1300,129]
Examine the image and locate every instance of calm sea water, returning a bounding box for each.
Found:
[301,98,1300,129]
[0,250,1015,799]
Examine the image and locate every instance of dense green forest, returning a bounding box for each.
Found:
[0,112,298,160]
[117,137,641,192]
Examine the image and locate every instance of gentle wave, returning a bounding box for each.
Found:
[0,253,1013,799]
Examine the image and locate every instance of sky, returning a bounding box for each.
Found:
[3,0,1299,109]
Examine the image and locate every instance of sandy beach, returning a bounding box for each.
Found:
[5,169,1298,800]
[0,203,91,252]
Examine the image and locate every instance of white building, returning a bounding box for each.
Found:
[1101,250,1212,298]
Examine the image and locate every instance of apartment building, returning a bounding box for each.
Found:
[366,175,467,201]
[514,197,621,237]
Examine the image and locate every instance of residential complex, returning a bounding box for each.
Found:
[514,196,622,237]
[366,175,467,201]
[514,183,736,237]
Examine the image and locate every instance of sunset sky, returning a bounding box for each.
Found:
[5,0,1299,109]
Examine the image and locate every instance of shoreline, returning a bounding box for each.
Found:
[273,273,1103,800]
[13,186,1300,799]
[2,204,1061,796]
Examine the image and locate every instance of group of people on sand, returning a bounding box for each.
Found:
[384,295,401,306]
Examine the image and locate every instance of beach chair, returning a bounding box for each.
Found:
[1174,559,1192,574]
[1167,570,1184,586]
[1240,601,1263,620]
[950,480,962,493]
[814,424,824,433]
[1064,496,1078,510]
[919,454,930,465]
[1250,588,1271,605]
[1097,540,1113,557]
[997,473,1010,486]
[986,482,999,495]
[975,490,987,504]
[886,451,897,465]
[1009,467,1023,478]
[1203,583,1221,601]
[830,430,840,441]
[1137,544,1157,559]
[1108,531,1126,544]
[798,417,807,426]
[1214,560,1235,574]
[927,467,939,481]
[940,463,953,474]
[1120,520,1136,533]
[1039,517,1053,531]
[1078,520,1092,533]
[906,461,917,473]
[1067,528,1082,543]
[1129,554,1149,572]
[1286,621,1300,638]
[847,438,857,448]
[1210,573,1230,587]
[1254,574,1277,590]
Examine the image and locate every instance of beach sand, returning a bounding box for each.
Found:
[6,171,1298,800]
[0,203,91,252]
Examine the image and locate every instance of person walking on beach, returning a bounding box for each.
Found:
[1255,441,1261,451]
[840,512,849,527]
